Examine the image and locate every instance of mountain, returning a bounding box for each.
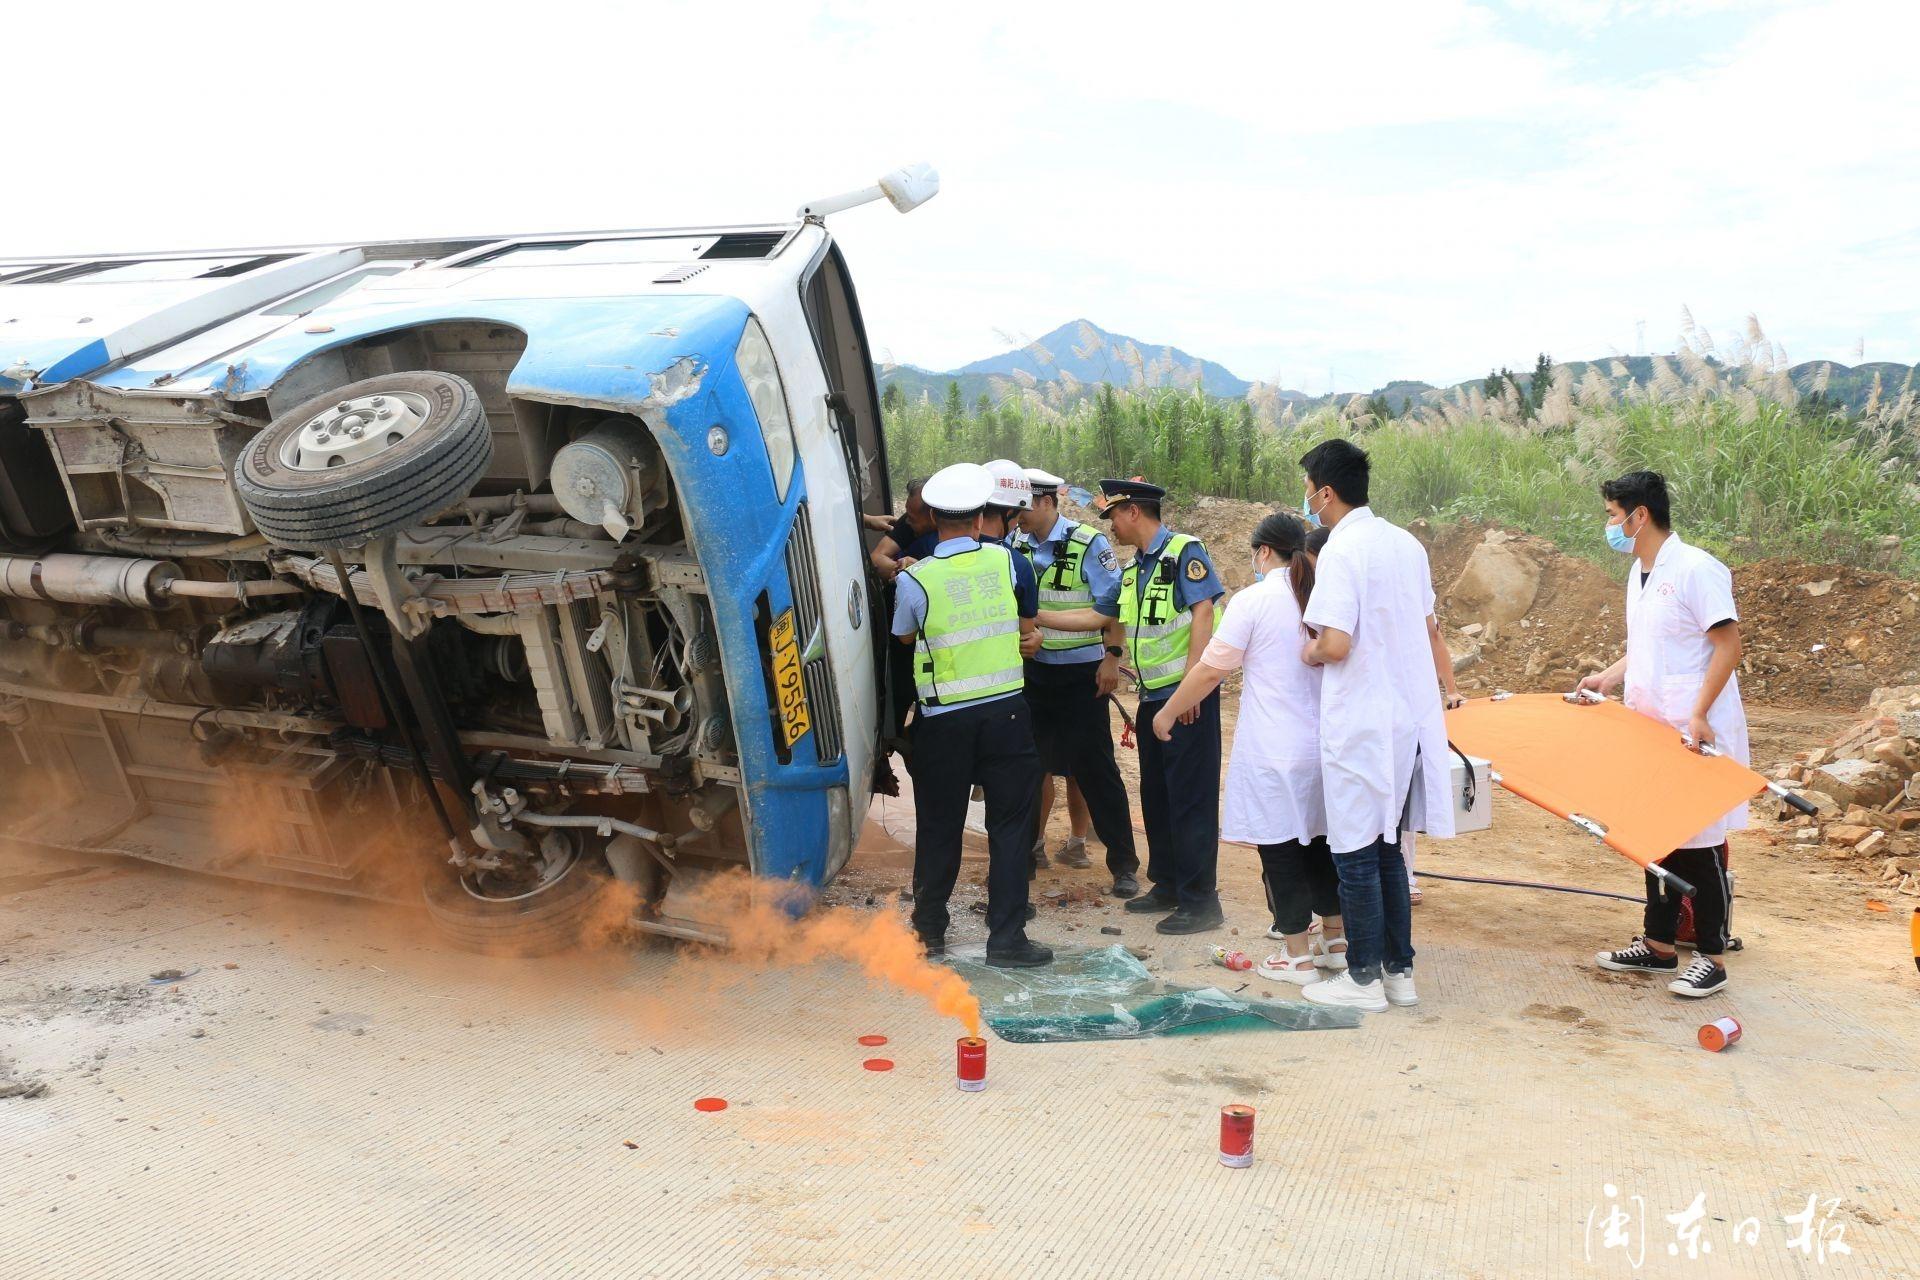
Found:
[957,319,1253,398]
[877,319,1270,404]
[875,322,1914,419]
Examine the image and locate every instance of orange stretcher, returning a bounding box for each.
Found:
[1444,692,1814,898]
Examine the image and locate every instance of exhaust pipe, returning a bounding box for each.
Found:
[0,553,178,609]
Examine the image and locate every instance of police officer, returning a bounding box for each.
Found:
[1045,479,1225,933]
[1009,468,1142,899]
[892,463,1054,968]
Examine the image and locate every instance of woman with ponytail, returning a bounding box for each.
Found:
[1151,512,1346,982]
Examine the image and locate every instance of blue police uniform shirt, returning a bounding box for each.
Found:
[892,536,1037,717]
[1018,514,1122,666]
[1093,524,1224,702]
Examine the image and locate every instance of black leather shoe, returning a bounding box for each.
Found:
[985,938,1055,968]
[1110,873,1140,899]
[1155,905,1227,935]
[1024,903,1037,922]
[1124,891,1176,914]
[917,934,946,957]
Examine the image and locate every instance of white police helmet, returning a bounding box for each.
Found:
[984,458,1033,510]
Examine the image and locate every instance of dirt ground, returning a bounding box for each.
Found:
[3,692,1916,1278]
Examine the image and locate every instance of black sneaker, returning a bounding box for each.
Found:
[1124,890,1176,914]
[917,934,946,957]
[986,937,1055,968]
[1594,938,1678,973]
[1668,955,1728,998]
[1156,904,1227,935]
[1110,873,1140,899]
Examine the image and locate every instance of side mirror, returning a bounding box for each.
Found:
[877,163,940,213]
[796,163,941,220]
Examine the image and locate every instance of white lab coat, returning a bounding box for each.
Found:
[1623,534,1750,848]
[1207,576,1325,846]
[1303,508,1456,853]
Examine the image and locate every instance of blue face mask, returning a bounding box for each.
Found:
[1605,511,1638,553]
[1303,487,1324,529]
[1250,555,1267,583]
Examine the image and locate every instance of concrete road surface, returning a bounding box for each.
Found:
[2,784,1915,1279]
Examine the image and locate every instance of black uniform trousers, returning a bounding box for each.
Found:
[1644,843,1732,956]
[1021,659,1139,878]
[1134,687,1222,910]
[908,696,1038,950]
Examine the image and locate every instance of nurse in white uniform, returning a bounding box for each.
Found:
[1291,440,1456,1015]
[1152,513,1346,984]
[1583,471,1747,999]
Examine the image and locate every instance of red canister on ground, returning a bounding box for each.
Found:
[1219,1104,1255,1167]
[957,1037,987,1091]
[1698,1016,1742,1052]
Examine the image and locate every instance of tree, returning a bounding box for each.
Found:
[1528,352,1553,414]
[941,380,964,444]
[1232,400,1258,497]
[881,382,903,413]
[1094,385,1124,476]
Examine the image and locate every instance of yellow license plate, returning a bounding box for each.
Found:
[769,607,812,748]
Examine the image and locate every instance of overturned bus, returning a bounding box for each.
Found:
[0,170,934,951]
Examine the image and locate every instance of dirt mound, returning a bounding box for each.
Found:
[1421,524,1920,710]
[1062,497,1920,712]
[1730,561,1920,708]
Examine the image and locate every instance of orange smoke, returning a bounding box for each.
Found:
[673,873,982,1037]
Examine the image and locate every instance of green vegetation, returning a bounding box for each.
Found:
[882,373,1920,576]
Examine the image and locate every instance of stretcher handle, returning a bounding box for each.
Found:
[1694,739,1820,815]
[1776,789,1818,816]
[1646,860,1697,899]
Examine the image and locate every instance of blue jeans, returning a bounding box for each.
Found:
[1331,835,1414,983]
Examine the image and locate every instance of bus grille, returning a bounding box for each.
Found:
[783,503,844,764]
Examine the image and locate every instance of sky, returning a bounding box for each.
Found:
[13,0,1917,395]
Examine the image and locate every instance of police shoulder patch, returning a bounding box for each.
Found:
[1097,548,1119,573]
[1184,556,1208,582]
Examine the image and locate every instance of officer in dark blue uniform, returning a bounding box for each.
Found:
[1046,478,1226,933]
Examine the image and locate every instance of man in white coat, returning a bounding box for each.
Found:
[1582,470,1747,999]
[1295,439,1456,1013]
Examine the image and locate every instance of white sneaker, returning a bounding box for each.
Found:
[1382,970,1418,1007]
[1264,923,1286,940]
[1311,935,1349,972]
[1256,951,1319,985]
[1301,972,1388,1012]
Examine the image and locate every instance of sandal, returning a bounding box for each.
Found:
[1256,951,1319,985]
[1311,934,1349,971]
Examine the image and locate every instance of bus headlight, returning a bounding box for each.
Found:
[735,316,796,500]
